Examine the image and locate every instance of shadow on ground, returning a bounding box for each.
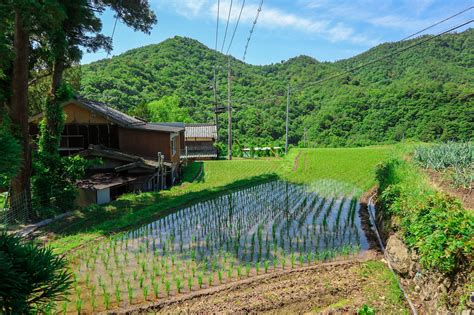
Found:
[42,172,280,251]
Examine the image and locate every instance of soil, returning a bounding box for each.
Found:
[104,251,407,315]
[424,169,473,210]
[292,151,302,172]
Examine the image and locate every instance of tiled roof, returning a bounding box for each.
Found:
[185,123,217,139]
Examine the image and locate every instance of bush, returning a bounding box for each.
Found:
[0,119,21,190]
[377,159,473,273]
[0,232,72,313]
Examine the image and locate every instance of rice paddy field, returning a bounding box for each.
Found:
[62,180,368,313]
[44,146,403,313]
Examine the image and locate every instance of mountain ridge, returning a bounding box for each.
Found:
[80,29,473,147]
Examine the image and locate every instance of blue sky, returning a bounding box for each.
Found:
[81,0,472,65]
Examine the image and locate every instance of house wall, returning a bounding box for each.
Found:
[118,128,181,163]
[63,102,109,124]
[30,102,109,125]
[97,188,111,205]
[76,188,97,208]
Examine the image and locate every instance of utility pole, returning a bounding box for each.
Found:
[227,57,233,160]
[213,67,219,141]
[285,84,290,155]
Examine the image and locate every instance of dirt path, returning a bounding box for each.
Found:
[292,151,302,172]
[107,251,407,315]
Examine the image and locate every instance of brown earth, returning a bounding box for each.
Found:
[424,169,473,210]
[105,251,408,315]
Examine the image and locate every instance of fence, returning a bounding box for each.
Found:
[1,184,76,231]
[0,189,30,231]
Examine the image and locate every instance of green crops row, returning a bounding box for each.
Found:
[413,142,473,188]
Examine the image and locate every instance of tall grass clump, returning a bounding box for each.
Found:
[413,142,473,188]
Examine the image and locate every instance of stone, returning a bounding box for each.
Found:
[385,235,411,276]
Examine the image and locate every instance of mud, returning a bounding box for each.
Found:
[104,251,407,315]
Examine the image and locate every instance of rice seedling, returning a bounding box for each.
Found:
[75,298,82,314]
[165,280,171,296]
[60,180,371,313]
[143,285,149,300]
[104,291,110,310]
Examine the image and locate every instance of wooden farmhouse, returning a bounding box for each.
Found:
[29,97,185,206]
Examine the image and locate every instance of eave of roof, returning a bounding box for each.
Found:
[29,97,184,133]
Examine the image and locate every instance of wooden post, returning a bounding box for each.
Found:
[285,84,290,155]
[213,67,219,141]
[227,57,233,160]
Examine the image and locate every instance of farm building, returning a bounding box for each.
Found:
[157,123,218,160]
[29,97,185,205]
[183,123,218,159]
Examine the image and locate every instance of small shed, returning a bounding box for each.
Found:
[183,123,218,160]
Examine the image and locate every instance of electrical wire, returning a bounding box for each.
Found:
[243,0,263,61]
[400,5,473,41]
[107,14,119,58]
[220,0,234,53]
[293,19,473,93]
[226,0,246,55]
[215,0,220,51]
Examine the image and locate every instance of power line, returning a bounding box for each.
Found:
[231,18,473,108]
[220,0,234,53]
[294,19,473,93]
[243,0,263,62]
[107,14,119,58]
[400,5,473,41]
[215,0,220,51]
[226,0,246,55]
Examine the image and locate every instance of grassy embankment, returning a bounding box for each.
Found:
[376,145,473,310]
[46,147,392,254]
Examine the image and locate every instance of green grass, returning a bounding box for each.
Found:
[359,261,409,314]
[45,146,393,253]
[285,147,392,192]
[0,193,6,208]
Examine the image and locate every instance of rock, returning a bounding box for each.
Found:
[385,235,411,276]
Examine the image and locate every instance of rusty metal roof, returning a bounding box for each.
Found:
[29,97,184,133]
[185,124,217,139]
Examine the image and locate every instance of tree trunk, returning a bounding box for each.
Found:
[8,9,31,218]
[46,57,65,141]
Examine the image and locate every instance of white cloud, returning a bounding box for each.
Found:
[156,0,209,17]
[368,15,429,30]
[157,0,380,46]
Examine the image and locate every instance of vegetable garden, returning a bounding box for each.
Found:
[62,180,370,313]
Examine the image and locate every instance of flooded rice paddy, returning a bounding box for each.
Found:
[63,180,373,313]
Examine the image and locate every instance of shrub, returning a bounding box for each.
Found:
[377,159,473,273]
[0,232,72,313]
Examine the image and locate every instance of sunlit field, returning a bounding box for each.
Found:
[62,179,370,313]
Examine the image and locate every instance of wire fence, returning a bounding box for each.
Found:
[0,184,77,231]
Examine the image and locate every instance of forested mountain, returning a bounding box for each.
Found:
[80,29,473,147]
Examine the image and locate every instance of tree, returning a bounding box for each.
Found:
[0,232,72,313]
[143,95,194,123]
[2,1,65,214]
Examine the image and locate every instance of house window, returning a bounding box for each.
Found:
[171,136,177,156]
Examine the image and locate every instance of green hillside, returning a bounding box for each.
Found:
[80,29,474,147]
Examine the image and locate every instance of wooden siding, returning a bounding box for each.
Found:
[118,128,181,163]
[30,102,110,125]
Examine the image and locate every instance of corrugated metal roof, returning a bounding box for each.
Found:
[185,124,217,139]
[29,97,185,133]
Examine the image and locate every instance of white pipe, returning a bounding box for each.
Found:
[367,193,418,315]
